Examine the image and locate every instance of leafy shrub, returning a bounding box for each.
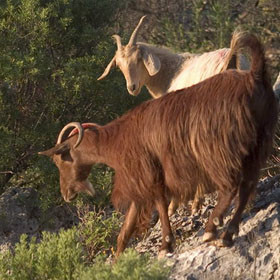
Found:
[77,204,121,261]
[86,165,115,208]
[78,249,170,280]
[0,229,84,280]
[0,231,170,280]
[0,0,148,194]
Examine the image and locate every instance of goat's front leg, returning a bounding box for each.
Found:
[155,196,174,258]
[115,201,138,258]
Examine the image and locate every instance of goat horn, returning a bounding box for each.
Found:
[128,15,146,46]
[57,122,84,149]
[112,35,122,50]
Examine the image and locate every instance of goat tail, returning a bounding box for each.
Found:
[234,31,267,81]
[223,30,267,82]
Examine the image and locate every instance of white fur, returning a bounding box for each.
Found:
[168,48,248,92]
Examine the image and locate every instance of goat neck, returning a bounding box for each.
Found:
[80,123,123,169]
[139,43,186,98]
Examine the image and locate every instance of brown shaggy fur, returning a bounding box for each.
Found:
[39,32,278,257]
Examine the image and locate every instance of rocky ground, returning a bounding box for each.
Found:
[135,175,280,279]
[0,186,78,252]
[1,175,280,279]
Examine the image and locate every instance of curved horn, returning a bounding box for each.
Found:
[112,35,122,50]
[57,122,84,149]
[128,15,146,46]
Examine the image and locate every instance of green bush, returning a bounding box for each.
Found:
[150,0,236,53]
[0,231,170,280]
[77,204,121,260]
[0,0,148,194]
[0,230,84,280]
[150,0,280,79]
[79,249,170,280]
[86,165,115,208]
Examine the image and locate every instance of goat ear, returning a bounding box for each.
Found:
[97,56,116,80]
[38,143,70,157]
[141,49,161,76]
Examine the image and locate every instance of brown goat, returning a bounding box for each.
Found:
[98,16,249,216]
[39,32,278,258]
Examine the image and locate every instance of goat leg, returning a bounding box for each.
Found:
[203,190,236,242]
[155,195,174,259]
[168,198,179,216]
[219,181,255,247]
[115,201,138,258]
[168,184,205,216]
[191,183,204,215]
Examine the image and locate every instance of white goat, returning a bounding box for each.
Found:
[97,16,249,215]
[97,16,249,98]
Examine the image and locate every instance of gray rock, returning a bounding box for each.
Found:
[135,175,280,280]
[0,185,78,252]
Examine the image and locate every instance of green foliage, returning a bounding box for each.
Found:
[0,1,279,277]
[0,0,148,193]
[78,249,170,280]
[151,0,237,52]
[0,233,169,280]
[86,165,115,207]
[150,0,280,78]
[77,204,121,260]
[0,230,84,280]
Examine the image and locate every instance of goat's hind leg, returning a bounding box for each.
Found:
[191,183,204,215]
[219,181,255,246]
[168,184,204,216]
[115,201,138,258]
[203,190,236,243]
[155,195,175,259]
[168,198,179,216]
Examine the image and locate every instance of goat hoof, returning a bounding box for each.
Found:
[158,249,168,259]
[223,238,233,247]
[213,238,233,248]
[218,232,234,247]
[203,232,216,242]
[228,224,239,235]
[168,209,175,217]
[191,207,198,216]
[212,239,226,247]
